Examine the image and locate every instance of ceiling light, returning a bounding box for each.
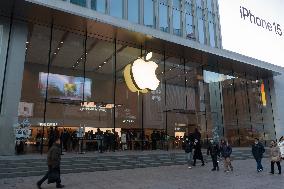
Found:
[161,72,164,74]
[25,41,29,44]
[99,65,102,68]
[54,52,57,55]
[57,47,60,50]
[61,41,64,44]
[104,61,107,64]
[169,68,172,71]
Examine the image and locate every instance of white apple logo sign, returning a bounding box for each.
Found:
[124,52,160,93]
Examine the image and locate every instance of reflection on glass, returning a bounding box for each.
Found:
[173,9,181,36]
[91,0,106,13]
[144,0,154,27]
[196,0,202,7]
[70,0,86,7]
[185,1,193,14]
[110,0,123,18]
[159,3,168,32]
[173,0,181,8]
[209,23,215,47]
[207,0,212,12]
[128,0,139,23]
[186,14,194,39]
[198,20,205,44]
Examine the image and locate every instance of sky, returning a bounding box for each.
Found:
[218,0,284,67]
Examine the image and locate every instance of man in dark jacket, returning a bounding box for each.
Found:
[37,135,64,189]
[252,138,265,172]
[207,139,220,171]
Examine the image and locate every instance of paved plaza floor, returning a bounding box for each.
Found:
[0,158,283,189]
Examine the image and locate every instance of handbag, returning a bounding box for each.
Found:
[48,167,60,183]
[271,156,280,162]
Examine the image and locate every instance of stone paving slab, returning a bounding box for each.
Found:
[0,158,283,189]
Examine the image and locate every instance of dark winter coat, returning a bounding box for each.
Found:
[220,144,232,158]
[252,143,265,160]
[207,143,220,157]
[184,141,193,153]
[193,141,203,160]
[47,143,61,168]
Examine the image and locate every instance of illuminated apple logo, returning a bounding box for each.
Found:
[124,52,160,93]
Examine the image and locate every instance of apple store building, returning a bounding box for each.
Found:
[0,0,283,155]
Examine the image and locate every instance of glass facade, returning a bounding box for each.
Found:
[62,0,220,46]
[91,0,106,13]
[144,0,155,28]
[128,0,139,23]
[172,0,181,36]
[0,1,279,155]
[159,0,169,32]
[110,0,123,18]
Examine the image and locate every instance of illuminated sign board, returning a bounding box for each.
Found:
[218,0,284,67]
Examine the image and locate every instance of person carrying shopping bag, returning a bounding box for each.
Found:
[270,140,281,175]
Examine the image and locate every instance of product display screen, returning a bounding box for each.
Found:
[39,72,92,101]
[218,0,284,67]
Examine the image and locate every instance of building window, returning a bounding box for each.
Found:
[209,22,215,47]
[128,0,139,23]
[144,0,154,28]
[207,0,213,12]
[172,0,181,36]
[185,1,195,39]
[70,0,86,7]
[110,0,123,18]
[196,0,202,8]
[186,14,194,39]
[159,0,169,33]
[91,0,106,13]
[196,0,205,44]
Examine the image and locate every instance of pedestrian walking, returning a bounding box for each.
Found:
[220,139,233,172]
[184,137,193,169]
[278,136,284,159]
[252,138,265,172]
[37,135,64,189]
[207,139,220,171]
[193,139,205,166]
[270,140,282,175]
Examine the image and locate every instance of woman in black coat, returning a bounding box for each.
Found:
[193,139,205,166]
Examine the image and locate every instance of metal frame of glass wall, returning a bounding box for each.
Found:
[65,0,221,48]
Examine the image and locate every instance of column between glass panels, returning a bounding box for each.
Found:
[163,50,168,150]
[0,5,14,114]
[112,37,117,151]
[231,69,240,146]
[267,78,277,139]
[201,66,209,144]
[244,73,254,139]
[216,63,224,139]
[257,75,266,145]
[41,19,54,154]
